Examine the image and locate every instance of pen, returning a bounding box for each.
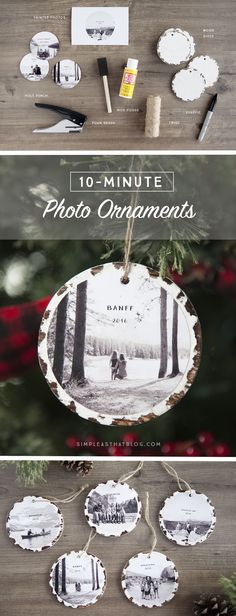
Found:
[198,94,218,142]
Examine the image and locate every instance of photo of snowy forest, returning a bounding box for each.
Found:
[51,552,106,607]
[47,264,194,419]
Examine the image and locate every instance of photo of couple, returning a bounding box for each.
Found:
[110,351,127,380]
[44,263,199,424]
[159,490,215,546]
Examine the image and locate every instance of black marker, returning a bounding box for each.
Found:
[198,94,217,142]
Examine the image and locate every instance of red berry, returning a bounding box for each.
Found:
[184,445,201,456]
[86,435,98,446]
[214,443,231,456]
[108,446,125,456]
[161,442,176,455]
[123,432,138,444]
[66,436,78,449]
[197,431,214,447]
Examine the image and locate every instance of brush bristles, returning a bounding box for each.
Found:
[97,57,109,76]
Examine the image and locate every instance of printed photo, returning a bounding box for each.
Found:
[85,480,141,536]
[86,11,115,41]
[122,551,179,607]
[53,60,81,89]
[30,31,59,60]
[50,551,106,607]
[6,496,63,551]
[19,54,49,81]
[159,490,215,546]
[71,7,129,46]
[41,263,200,424]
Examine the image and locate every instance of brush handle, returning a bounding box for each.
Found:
[102,75,112,114]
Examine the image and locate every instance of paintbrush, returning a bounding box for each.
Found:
[97,57,112,114]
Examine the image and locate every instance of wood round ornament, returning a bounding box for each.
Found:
[157,28,195,65]
[38,262,201,426]
[6,495,64,551]
[50,551,106,608]
[188,55,219,87]
[159,490,216,546]
[172,67,206,101]
[84,480,141,537]
[121,551,179,607]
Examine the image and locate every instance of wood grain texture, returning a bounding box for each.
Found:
[0,461,236,615]
[0,0,235,150]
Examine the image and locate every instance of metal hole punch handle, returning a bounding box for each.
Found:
[34,103,87,133]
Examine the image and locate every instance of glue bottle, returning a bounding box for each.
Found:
[119,58,139,99]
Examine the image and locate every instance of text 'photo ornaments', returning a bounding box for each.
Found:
[6,496,64,552]
[38,262,201,426]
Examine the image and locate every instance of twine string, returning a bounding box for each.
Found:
[118,461,143,484]
[46,483,89,504]
[145,491,157,553]
[121,155,146,283]
[81,529,97,555]
[161,462,192,492]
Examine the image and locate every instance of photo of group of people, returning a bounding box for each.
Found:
[159,490,215,546]
[85,480,141,536]
[122,551,178,607]
[7,496,63,551]
[50,551,106,608]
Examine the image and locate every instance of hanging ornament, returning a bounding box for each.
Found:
[50,549,106,608]
[159,462,216,546]
[121,492,179,608]
[6,495,64,552]
[84,463,142,537]
[38,261,201,427]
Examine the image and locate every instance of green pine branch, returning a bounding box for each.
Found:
[220,574,236,607]
[0,461,50,486]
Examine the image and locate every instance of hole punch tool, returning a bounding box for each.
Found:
[33,103,87,133]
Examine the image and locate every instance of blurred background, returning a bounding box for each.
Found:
[0,238,235,456]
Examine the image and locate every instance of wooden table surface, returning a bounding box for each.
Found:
[0,0,236,151]
[0,461,236,615]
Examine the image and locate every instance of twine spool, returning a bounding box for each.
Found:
[145,95,161,138]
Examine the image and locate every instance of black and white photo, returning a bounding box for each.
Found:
[53,59,81,89]
[20,54,49,81]
[121,551,179,608]
[71,7,129,46]
[50,551,106,607]
[39,263,201,425]
[7,496,64,551]
[159,490,216,546]
[30,31,59,60]
[84,480,141,537]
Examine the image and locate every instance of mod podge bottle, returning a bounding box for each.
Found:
[119,58,139,99]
